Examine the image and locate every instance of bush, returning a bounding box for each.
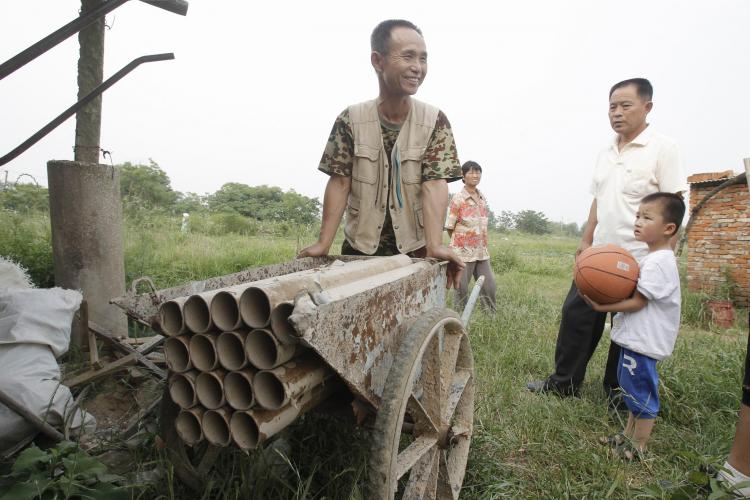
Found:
[0,210,54,287]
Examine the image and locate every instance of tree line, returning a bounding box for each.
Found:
[0,162,581,236]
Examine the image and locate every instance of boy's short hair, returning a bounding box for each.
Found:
[641,192,686,235]
[461,161,482,176]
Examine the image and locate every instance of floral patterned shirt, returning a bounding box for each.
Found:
[445,187,490,262]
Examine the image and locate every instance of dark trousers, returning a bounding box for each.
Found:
[548,281,621,393]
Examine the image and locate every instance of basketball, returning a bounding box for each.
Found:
[574,244,639,304]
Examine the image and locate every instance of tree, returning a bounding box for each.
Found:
[496,210,517,232]
[208,183,320,225]
[173,192,207,214]
[119,160,176,208]
[515,210,551,234]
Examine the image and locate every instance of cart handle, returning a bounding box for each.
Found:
[460,275,485,327]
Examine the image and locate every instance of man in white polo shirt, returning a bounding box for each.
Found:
[527,78,687,404]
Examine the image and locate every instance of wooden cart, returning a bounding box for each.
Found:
[112,256,476,499]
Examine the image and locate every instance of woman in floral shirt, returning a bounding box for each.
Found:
[445,161,496,312]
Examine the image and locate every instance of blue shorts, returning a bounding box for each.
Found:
[618,347,659,419]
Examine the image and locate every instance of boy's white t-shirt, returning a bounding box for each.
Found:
[610,249,681,361]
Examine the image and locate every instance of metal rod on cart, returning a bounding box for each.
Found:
[461,275,486,327]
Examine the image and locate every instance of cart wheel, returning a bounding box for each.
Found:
[369,308,474,499]
[159,385,222,491]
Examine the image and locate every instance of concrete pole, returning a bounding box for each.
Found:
[74,0,105,163]
[47,160,127,339]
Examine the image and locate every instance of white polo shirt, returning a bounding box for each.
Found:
[589,126,687,259]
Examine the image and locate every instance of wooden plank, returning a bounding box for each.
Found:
[88,321,166,380]
[63,353,137,388]
[0,388,64,442]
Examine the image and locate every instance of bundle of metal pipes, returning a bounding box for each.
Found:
[159,255,416,449]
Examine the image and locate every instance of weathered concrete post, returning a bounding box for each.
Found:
[47,160,127,337]
[47,0,127,340]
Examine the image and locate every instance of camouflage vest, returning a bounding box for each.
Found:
[345,98,438,254]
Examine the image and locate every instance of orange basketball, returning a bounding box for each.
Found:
[574,244,639,304]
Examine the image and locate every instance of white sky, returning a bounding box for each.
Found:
[1,1,749,224]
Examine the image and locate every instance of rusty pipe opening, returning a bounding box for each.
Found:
[159,298,186,336]
[196,370,226,409]
[164,335,192,372]
[211,290,242,332]
[245,328,298,370]
[183,294,213,333]
[175,407,203,445]
[252,371,286,410]
[269,302,298,344]
[217,330,249,371]
[239,287,270,329]
[224,369,256,410]
[169,370,198,409]
[189,333,219,372]
[202,408,232,447]
[229,411,258,450]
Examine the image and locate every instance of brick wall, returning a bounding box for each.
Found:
[686,171,750,307]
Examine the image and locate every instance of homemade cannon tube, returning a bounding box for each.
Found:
[196,370,227,409]
[183,290,222,334]
[202,408,233,447]
[189,333,220,372]
[175,407,204,445]
[217,330,250,371]
[158,296,188,336]
[253,354,330,410]
[244,328,300,370]
[164,334,192,372]
[224,368,257,410]
[169,370,199,409]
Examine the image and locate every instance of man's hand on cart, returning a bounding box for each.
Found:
[297,241,330,259]
[427,245,465,290]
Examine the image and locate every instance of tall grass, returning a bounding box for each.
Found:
[1,212,748,498]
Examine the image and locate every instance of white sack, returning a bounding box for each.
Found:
[0,287,96,456]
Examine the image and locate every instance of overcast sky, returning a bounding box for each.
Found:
[2,1,748,224]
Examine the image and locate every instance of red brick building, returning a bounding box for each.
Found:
[686,170,750,307]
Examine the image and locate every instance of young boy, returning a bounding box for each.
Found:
[583,192,686,460]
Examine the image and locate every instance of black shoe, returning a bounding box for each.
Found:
[526,378,580,397]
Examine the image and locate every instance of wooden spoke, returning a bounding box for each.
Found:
[424,445,440,499]
[402,447,437,499]
[396,435,438,480]
[438,449,460,500]
[416,331,443,425]
[443,369,471,424]
[407,394,439,436]
[439,330,463,407]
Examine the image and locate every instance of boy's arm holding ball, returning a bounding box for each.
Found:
[581,291,648,313]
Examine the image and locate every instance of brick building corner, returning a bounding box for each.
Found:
[686,170,750,307]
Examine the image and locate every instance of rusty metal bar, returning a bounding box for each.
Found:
[0,0,186,81]
[0,53,174,167]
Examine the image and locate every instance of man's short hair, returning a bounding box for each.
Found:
[371,19,423,55]
[609,78,653,101]
[461,161,482,176]
[641,192,686,235]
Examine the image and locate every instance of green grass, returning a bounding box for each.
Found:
[1,211,748,498]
